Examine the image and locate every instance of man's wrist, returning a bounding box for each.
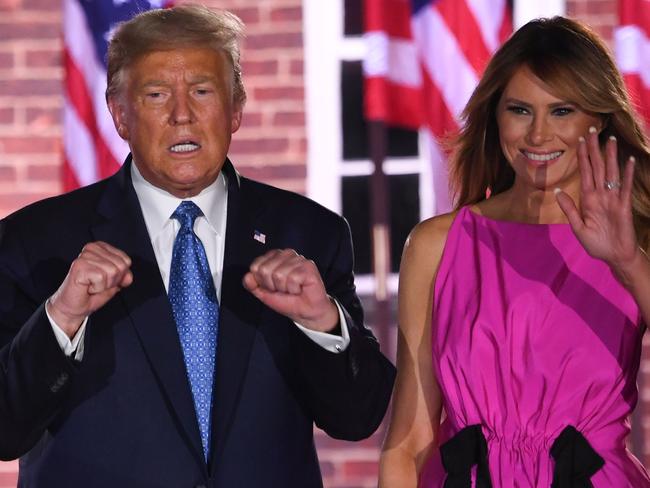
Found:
[299,298,340,333]
[46,299,85,339]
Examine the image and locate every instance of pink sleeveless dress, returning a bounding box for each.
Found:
[420,207,650,487]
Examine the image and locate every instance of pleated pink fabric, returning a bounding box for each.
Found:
[420,207,650,487]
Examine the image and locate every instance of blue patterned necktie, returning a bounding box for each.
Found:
[168,201,218,461]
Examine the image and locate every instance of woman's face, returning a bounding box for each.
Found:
[496,65,602,192]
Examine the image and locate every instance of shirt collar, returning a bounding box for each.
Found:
[131,160,228,239]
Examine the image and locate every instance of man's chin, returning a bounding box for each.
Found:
[165,176,220,198]
[135,160,222,197]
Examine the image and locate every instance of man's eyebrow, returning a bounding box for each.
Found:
[188,75,218,85]
[138,76,217,87]
[140,80,168,88]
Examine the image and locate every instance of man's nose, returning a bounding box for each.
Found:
[526,115,553,145]
[170,93,194,125]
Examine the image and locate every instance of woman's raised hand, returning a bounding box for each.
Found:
[555,127,641,274]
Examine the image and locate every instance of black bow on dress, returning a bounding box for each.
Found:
[440,424,493,488]
[550,425,604,488]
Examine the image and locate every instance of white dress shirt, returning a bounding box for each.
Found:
[49,162,350,358]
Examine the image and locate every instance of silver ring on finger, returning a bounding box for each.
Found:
[604,180,621,191]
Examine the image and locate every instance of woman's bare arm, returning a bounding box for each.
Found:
[379,213,455,487]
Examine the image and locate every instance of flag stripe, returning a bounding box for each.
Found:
[63,0,168,191]
[363,0,511,214]
[615,25,650,86]
[424,129,453,213]
[364,77,423,127]
[412,5,479,123]
[364,0,413,38]
[421,67,457,138]
[363,32,421,86]
[616,0,650,132]
[497,7,512,45]
[64,100,99,186]
[64,0,129,168]
[434,0,492,75]
[466,0,507,52]
[64,50,121,180]
[619,0,650,38]
[62,157,82,190]
[624,74,650,127]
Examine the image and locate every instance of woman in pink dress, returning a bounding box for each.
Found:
[379,17,650,487]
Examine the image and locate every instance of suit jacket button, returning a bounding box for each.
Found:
[49,372,69,393]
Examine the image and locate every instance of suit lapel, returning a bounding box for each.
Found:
[89,159,206,468]
[210,160,265,470]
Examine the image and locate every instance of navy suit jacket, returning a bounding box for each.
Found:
[0,158,395,487]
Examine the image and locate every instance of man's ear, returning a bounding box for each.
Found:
[107,96,129,140]
[231,107,243,134]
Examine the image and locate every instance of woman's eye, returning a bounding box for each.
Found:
[506,105,528,115]
[552,107,574,116]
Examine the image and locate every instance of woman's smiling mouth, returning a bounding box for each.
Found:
[521,149,563,163]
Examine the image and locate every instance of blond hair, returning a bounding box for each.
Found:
[106,4,246,108]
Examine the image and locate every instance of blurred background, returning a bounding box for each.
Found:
[0,0,648,486]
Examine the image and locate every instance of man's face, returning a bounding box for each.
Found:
[109,47,242,198]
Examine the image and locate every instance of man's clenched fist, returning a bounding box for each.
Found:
[47,241,133,338]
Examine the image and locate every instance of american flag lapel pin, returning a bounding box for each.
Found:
[253,230,266,244]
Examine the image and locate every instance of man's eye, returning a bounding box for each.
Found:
[146,92,163,99]
[195,88,211,95]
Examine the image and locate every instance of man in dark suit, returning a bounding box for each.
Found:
[0,5,395,487]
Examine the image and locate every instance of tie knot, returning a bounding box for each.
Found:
[172,201,203,230]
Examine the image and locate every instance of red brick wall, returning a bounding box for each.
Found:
[567,0,617,39]
[0,1,647,487]
[0,0,63,217]
[210,0,308,193]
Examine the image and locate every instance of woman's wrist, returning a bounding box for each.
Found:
[612,247,650,291]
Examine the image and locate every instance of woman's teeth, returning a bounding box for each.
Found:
[523,150,562,162]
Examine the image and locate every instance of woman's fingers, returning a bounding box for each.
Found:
[587,126,606,189]
[555,189,584,235]
[604,135,621,193]
[578,136,595,193]
[620,156,635,207]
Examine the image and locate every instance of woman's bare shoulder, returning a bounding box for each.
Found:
[400,210,460,283]
[406,211,459,258]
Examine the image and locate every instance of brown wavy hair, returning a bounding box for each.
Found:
[450,16,650,247]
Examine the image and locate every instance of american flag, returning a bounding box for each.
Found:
[363,0,512,214]
[615,0,650,129]
[62,0,172,191]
